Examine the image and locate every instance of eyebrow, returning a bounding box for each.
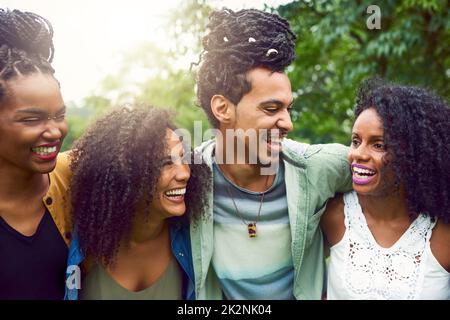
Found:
[164,150,185,160]
[259,99,294,108]
[15,105,66,115]
[352,133,384,140]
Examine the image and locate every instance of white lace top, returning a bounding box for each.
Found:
[327,191,450,300]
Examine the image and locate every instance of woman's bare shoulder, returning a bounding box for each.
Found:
[320,193,345,247]
[430,219,450,272]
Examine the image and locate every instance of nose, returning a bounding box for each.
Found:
[175,163,191,183]
[277,108,293,133]
[42,120,66,140]
[349,143,370,162]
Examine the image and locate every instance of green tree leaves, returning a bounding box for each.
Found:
[279,0,449,144]
[63,0,449,150]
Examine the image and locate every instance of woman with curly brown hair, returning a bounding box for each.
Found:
[321,79,450,299]
[0,9,71,299]
[66,105,210,300]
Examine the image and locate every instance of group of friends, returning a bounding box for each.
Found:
[0,7,449,300]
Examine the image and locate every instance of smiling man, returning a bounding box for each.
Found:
[191,8,353,300]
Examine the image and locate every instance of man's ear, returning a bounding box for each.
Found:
[210,95,235,125]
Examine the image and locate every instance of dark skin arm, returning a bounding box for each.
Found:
[430,220,450,273]
[320,193,346,250]
[320,193,345,300]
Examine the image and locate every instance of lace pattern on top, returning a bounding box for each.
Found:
[343,191,434,299]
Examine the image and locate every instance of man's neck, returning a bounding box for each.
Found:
[214,138,277,191]
[217,163,275,192]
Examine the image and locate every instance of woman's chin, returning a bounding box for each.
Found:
[162,205,187,218]
[30,161,57,174]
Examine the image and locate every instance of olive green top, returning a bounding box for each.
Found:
[80,258,182,300]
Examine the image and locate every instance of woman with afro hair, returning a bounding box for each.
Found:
[320,79,450,299]
[0,9,71,299]
[66,105,210,300]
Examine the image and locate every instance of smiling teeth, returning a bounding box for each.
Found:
[165,188,186,196]
[353,167,376,176]
[32,146,57,155]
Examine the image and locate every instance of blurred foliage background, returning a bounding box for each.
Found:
[62,0,450,151]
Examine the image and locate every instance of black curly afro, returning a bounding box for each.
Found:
[355,79,450,222]
[69,105,211,265]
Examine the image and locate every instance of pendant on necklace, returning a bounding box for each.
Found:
[248,223,257,238]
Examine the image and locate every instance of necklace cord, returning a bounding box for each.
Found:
[225,174,270,227]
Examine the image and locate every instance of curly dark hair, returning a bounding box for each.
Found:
[355,78,450,223]
[0,9,55,103]
[69,105,211,265]
[196,8,296,127]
